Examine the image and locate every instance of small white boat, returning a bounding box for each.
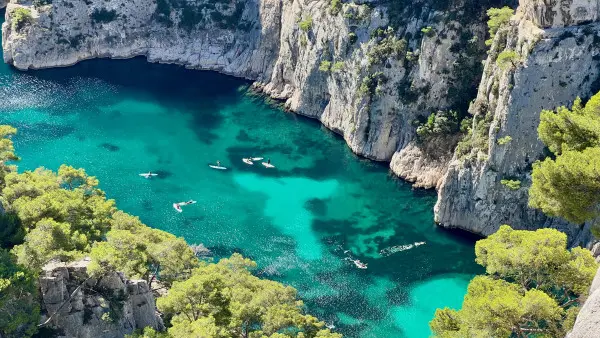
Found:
[262,162,275,168]
[139,172,158,179]
[353,260,367,269]
[242,158,254,165]
[173,200,196,212]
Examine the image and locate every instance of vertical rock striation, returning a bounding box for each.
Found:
[435,0,600,245]
[39,258,163,338]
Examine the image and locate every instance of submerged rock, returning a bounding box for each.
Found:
[39,258,163,338]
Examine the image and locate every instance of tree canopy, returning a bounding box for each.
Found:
[0,249,39,338]
[530,92,600,236]
[485,7,514,46]
[157,253,341,338]
[430,225,597,337]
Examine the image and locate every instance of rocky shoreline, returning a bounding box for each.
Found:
[2,0,599,246]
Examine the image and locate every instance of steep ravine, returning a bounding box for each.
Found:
[1,0,500,188]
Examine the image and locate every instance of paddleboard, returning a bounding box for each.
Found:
[139,173,158,178]
[242,158,253,165]
[262,162,275,168]
[209,165,228,170]
[173,203,183,213]
[251,157,264,161]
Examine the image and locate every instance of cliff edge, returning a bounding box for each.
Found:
[39,258,163,338]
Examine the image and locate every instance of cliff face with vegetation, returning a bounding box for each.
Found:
[39,258,163,338]
[1,0,597,242]
[435,0,600,246]
[1,0,501,189]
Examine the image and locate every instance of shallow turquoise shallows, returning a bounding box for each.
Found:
[0,11,482,337]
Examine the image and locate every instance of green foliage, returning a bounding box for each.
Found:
[11,8,33,32]
[331,61,345,73]
[530,148,600,225]
[538,95,600,155]
[431,225,597,337]
[496,49,520,70]
[299,16,313,32]
[415,110,462,140]
[330,0,342,16]
[158,253,340,338]
[500,179,521,190]
[455,113,493,159]
[2,165,115,269]
[0,212,25,249]
[367,27,407,66]
[420,26,434,37]
[496,135,512,145]
[485,7,514,46]
[530,92,600,236]
[89,211,199,286]
[180,6,203,31]
[359,72,386,98]
[91,8,118,24]
[0,249,40,338]
[348,32,357,44]
[319,60,332,72]
[0,125,19,190]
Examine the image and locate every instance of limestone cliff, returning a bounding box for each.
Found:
[435,0,600,246]
[1,0,500,189]
[39,258,163,338]
[567,266,600,338]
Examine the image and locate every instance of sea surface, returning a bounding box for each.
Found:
[0,10,482,337]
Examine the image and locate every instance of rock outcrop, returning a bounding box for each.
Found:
[435,0,600,246]
[39,258,163,338]
[1,0,500,189]
[567,266,600,338]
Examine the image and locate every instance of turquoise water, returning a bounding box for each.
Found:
[0,10,482,337]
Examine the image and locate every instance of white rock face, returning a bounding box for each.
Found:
[435,9,600,245]
[519,0,600,28]
[39,258,163,338]
[1,0,491,188]
[567,267,600,338]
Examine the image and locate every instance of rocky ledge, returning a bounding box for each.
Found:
[39,258,163,338]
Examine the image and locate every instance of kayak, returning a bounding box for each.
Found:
[139,173,158,178]
[242,158,253,165]
[251,157,264,161]
[173,203,183,213]
[209,165,228,170]
[262,162,275,168]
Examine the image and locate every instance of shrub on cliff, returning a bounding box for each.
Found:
[530,92,600,237]
[485,6,514,46]
[430,225,597,337]
[415,110,462,141]
[11,8,32,33]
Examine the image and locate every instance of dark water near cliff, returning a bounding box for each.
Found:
[0,10,482,337]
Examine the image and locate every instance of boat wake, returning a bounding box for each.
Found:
[379,241,426,257]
